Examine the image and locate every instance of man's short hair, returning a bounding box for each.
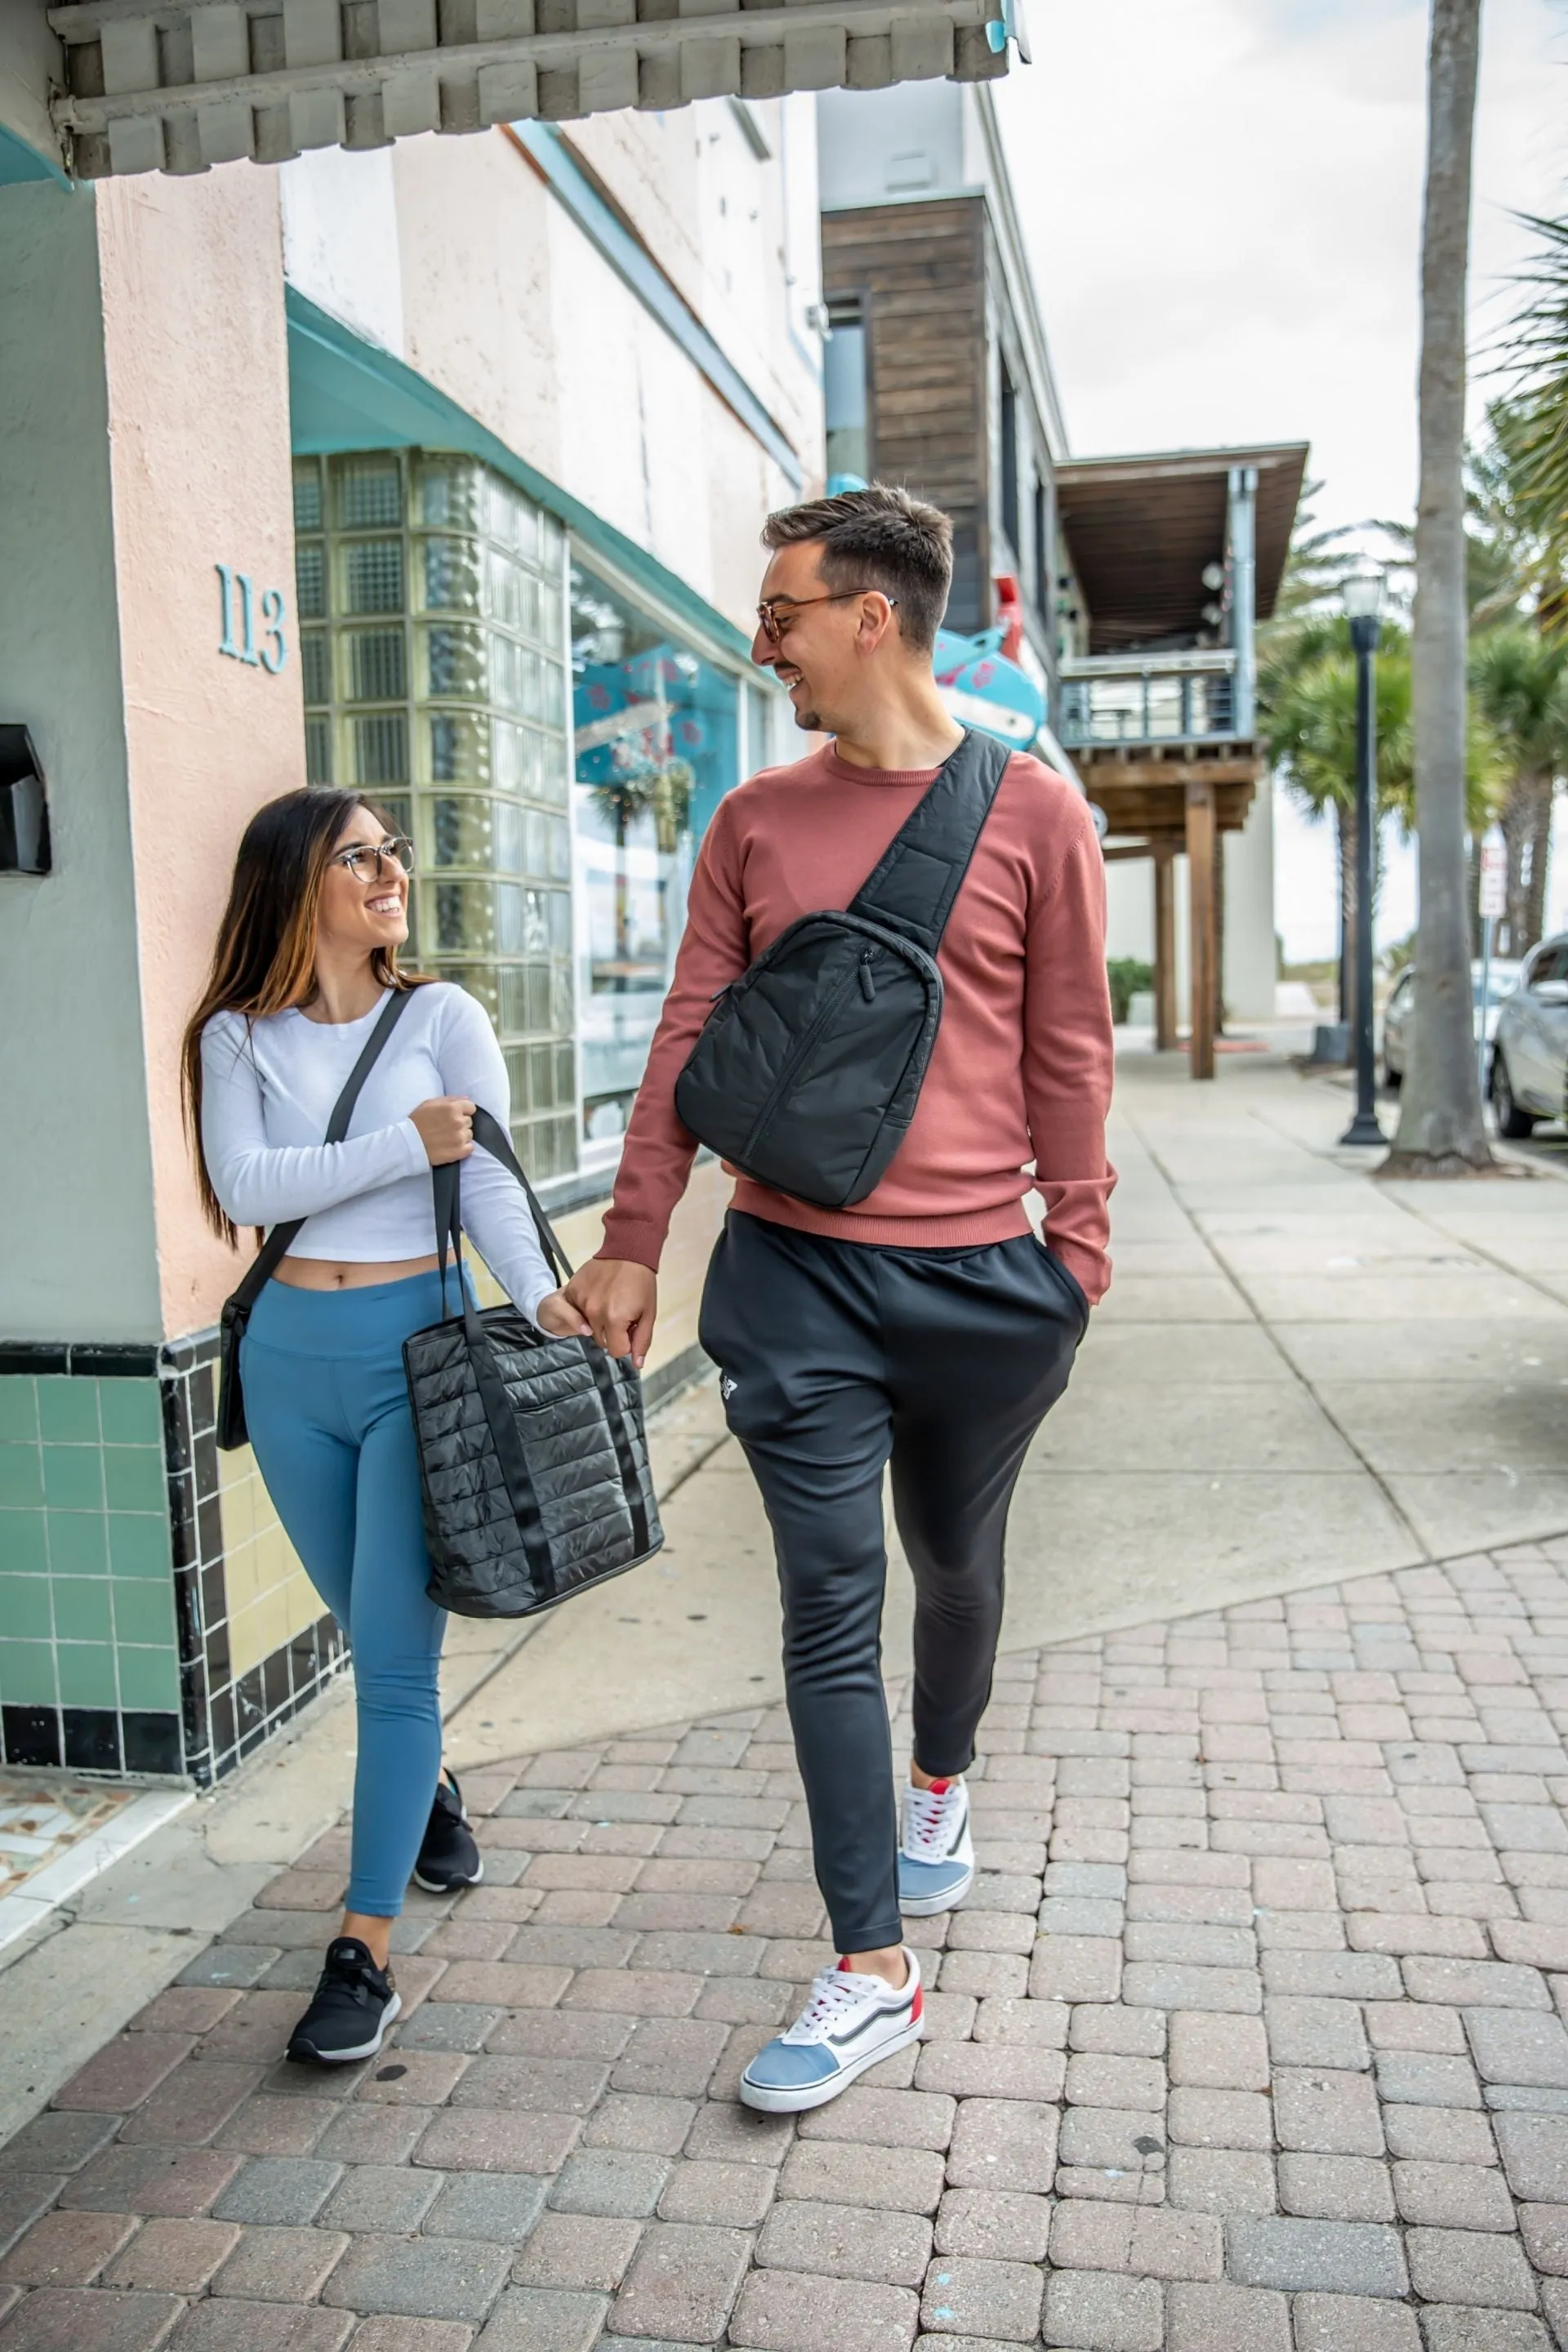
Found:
[761,484,953,654]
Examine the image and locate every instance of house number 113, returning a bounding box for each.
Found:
[216,565,287,675]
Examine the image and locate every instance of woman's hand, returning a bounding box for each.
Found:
[411,1097,476,1166]
[535,1289,594,1339]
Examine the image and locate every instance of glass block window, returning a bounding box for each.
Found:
[294,451,577,1183]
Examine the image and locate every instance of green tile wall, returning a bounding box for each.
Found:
[0,1374,178,1721]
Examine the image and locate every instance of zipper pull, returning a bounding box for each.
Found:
[858,954,876,1004]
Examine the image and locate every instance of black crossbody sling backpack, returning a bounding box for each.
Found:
[675,727,1011,1210]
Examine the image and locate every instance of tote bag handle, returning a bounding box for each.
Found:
[428,1116,653,1571]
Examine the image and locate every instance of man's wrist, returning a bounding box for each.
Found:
[595,1224,663,1274]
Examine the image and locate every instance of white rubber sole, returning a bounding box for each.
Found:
[412,1856,484,1895]
[289,1988,401,2065]
[898,1859,975,1918]
[738,2016,925,2114]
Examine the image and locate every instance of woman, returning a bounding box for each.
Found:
[184,786,589,2063]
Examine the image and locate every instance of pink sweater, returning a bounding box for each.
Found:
[599,743,1117,1304]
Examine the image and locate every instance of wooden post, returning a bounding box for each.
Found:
[1153,843,1178,1052]
[1214,824,1227,1040]
[1186,783,1217,1080]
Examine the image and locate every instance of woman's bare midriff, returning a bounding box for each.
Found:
[271,1254,443,1291]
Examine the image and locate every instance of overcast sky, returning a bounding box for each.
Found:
[992,0,1568,961]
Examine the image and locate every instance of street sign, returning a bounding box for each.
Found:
[1480,831,1507,920]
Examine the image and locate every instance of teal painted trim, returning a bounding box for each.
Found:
[0,123,68,188]
[512,123,803,492]
[285,287,755,664]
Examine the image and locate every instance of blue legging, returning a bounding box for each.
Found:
[241,1269,457,1917]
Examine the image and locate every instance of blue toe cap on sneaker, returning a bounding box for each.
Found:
[742,2040,841,2091]
[899,1855,970,1902]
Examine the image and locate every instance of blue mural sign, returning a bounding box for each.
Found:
[216,565,287,675]
[933,624,1045,751]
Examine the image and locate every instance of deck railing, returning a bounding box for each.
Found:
[1056,651,1241,749]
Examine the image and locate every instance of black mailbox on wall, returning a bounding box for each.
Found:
[0,728,51,875]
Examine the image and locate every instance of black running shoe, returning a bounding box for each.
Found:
[286,1937,400,2065]
[413,1771,483,1895]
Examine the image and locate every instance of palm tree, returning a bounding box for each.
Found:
[1495,213,1568,627]
[1387,0,1491,1175]
[1467,413,1538,626]
[1266,625,1499,1000]
[1264,626,1414,1013]
[1258,496,1387,1023]
[1469,624,1568,953]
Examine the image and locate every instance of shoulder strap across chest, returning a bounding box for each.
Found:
[846,728,1012,957]
[229,985,414,1312]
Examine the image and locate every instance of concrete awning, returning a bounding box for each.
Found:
[42,0,1007,180]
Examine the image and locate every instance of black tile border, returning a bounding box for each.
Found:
[1,1704,61,1769]
[154,1322,348,1788]
[122,1712,182,1775]
[0,1342,158,1377]
[62,1708,122,1772]
[0,1345,68,1376]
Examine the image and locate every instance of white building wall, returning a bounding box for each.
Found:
[280,115,823,641]
[817,80,968,207]
[278,147,405,357]
[1103,782,1278,1026]
[1224,777,1277,1021]
[571,98,822,472]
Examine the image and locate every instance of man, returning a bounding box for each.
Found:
[565,486,1114,2113]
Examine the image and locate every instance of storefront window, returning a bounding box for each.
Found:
[296,451,577,1182]
[571,564,742,1150]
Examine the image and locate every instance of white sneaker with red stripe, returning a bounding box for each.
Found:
[738,1949,924,2113]
[898,1775,974,1916]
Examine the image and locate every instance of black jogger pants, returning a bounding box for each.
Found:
[698,1209,1087,1953]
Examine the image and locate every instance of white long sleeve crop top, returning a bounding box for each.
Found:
[200,982,557,1324]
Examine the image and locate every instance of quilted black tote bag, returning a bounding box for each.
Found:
[406,1107,662,1619]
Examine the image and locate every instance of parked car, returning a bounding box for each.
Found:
[1382,959,1522,1089]
[1492,933,1568,1137]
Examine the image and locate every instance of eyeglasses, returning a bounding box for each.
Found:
[331,836,415,883]
[755,590,899,645]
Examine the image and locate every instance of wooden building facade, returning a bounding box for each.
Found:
[821,194,1051,654]
[817,82,1064,690]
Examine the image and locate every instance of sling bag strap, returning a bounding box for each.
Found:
[846,727,1013,955]
[430,1109,653,1573]
[228,987,415,1314]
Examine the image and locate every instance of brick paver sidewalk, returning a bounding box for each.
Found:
[7,1539,1568,2352]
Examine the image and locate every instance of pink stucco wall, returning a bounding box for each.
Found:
[96,167,305,1343]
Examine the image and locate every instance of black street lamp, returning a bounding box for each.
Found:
[1340,571,1385,1147]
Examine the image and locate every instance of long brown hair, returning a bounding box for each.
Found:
[181,787,423,1246]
